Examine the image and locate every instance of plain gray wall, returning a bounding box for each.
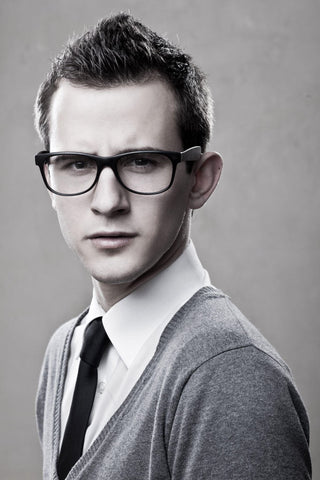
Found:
[1,0,319,478]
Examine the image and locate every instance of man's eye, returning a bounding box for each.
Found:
[72,161,87,169]
[53,156,95,172]
[132,158,154,167]
[119,155,164,172]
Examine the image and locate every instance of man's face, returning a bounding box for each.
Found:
[49,79,195,289]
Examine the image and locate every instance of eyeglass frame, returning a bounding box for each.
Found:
[35,146,202,196]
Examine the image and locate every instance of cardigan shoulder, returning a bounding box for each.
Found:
[156,287,290,378]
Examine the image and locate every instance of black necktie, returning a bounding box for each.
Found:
[57,317,109,479]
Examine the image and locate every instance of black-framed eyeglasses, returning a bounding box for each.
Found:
[35,146,201,196]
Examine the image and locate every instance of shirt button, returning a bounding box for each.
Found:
[98,381,106,394]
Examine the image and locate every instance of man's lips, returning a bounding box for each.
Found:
[87,231,137,238]
[86,231,137,249]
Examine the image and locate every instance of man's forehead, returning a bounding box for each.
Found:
[49,78,182,153]
[50,78,178,121]
[52,77,176,103]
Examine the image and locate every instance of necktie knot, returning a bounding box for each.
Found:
[80,317,108,368]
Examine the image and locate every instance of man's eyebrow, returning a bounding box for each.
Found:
[112,146,168,155]
[59,147,173,156]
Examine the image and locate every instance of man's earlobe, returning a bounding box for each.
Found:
[189,152,223,210]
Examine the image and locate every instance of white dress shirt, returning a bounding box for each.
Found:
[60,241,211,452]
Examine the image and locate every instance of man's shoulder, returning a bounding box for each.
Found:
[159,286,289,376]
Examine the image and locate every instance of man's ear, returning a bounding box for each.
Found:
[189,152,223,210]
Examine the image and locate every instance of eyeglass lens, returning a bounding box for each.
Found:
[44,152,174,195]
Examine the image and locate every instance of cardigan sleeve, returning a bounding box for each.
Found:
[35,347,49,448]
[167,345,311,480]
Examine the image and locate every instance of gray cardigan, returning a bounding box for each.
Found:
[36,287,311,479]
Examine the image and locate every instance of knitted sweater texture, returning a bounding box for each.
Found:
[36,287,311,479]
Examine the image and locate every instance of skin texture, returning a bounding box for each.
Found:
[49,79,222,310]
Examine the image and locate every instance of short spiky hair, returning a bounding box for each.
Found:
[34,13,213,151]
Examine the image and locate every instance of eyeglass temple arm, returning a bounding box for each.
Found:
[181,146,202,163]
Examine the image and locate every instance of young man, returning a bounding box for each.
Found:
[34,13,311,480]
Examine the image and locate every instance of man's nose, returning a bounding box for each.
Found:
[90,167,130,216]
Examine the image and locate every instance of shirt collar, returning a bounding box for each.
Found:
[86,241,210,368]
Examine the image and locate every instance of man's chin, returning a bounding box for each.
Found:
[88,261,150,286]
[91,271,137,286]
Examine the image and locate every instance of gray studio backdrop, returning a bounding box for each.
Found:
[1,1,319,478]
